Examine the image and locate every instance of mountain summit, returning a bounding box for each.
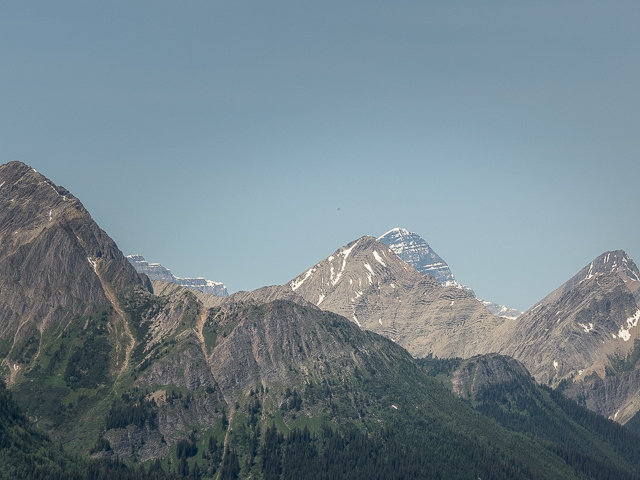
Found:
[0,161,145,383]
[379,227,521,319]
[378,228,461,287]
[496,250,640,388]
[287,235,508,358]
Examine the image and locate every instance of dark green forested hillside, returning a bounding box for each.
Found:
[419,354,640,480]
[0,379,178,480]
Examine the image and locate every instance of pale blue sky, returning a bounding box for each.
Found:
[2,1,639,311]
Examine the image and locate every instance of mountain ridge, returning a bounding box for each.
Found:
[127,254,228,297]
[287,234,509,359]
[378,227,522,319]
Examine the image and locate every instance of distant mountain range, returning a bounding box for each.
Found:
[3,160,640,479]
[126,254,228,297]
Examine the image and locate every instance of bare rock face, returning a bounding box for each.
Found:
[538,250,640,307]
[494,251,640,387]
[379,227,521,319]
[287,235,509,359]
[451,353,534,404]
[378,227,462,287]
[0,161,144,375]
[563,368,640,425]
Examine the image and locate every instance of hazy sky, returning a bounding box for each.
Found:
[2,2,639,311]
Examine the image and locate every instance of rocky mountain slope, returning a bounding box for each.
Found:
[0,161,147,385]
[127,254,228,296]
[494,250,640,387]
[287,235,509,359]
[379,227,521,318]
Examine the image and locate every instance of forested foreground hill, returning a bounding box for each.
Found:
[421,354,640,480]
[0,380,178,480]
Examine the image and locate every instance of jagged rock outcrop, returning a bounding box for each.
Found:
[127,254,228,296]
[287,235,509,359]
[379,227,521,319]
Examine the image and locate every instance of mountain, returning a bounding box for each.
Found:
[0,379,178,479]
[379,227,521,319]
[0,161,147,386]
[287,235,509,359]
[127,254,228,297]
[494,250,640,386]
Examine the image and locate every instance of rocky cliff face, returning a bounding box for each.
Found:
[127,254,228,296]
[287,235,509,359]
[378,228,462,287]
[494,251,640,388]
[379,227,521,319]
[563,366,640,425]
[0,161,146,382]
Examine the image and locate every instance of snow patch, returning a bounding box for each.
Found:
[450,301,455,306]
[363,263,374,285]
[317,294,325,306]
[87,257,98,274]
[583,262,595,282]
[373,250,386,266]
[617,309,640,341]
[330,240,359,286]
[379,227,409,238]
[0,181,5,188]
[291,268,315,291]
[353,314,361,327]
[553,360,559,371]
[379,318,382,325]
[577,322,595,333]
[48,210,52,222]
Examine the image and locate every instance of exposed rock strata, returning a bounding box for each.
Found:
[379,227,521,319]
[494,252,640,386]
[127,254,228,296]
[0,161,145,376]
[287,235,508,359]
